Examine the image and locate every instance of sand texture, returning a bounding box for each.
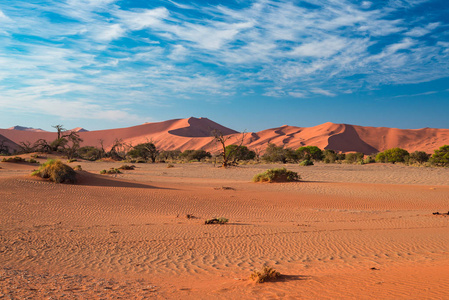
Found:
[2,117,449,154]
[1,158,449,299]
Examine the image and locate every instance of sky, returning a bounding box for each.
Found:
[0,0,448,132]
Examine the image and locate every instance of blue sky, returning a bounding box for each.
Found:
[0,0,448,132]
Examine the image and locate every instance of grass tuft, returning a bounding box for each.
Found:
[253,168,300,183]
[204,217,229,224]
[31,159,77,184]
[250,266,281,283]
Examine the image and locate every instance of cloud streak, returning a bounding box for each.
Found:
[0,0,448,123]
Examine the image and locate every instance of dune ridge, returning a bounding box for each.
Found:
[1,117,448,154]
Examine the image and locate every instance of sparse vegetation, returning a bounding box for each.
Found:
[204,217,229,224]
[179,149,212,162]
[299,159,313,166]
[31,159,77,184]
[2,157,25,163]
[127,142,159,163]
[253,168,300,183]
[225,145,256,164]
[118,164,135,170]
[430,145,449,167]
[297,146,323,161]
[345,152,365,164]
[73,165,82,171]
[250,266,281,283]
[375,148,409,163]
[28,158,38,164]
[100,168,122,174]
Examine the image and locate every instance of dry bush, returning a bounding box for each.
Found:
[100,168,122,174]
[250,266,281,283]
[118,164,135,170]
[2,157,26,163]
[31,159,77,184]
[204,217,229,224]
[253,168,300,183]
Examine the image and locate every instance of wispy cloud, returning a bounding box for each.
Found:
[0,0,448,124]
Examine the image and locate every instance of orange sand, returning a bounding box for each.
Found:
[1,158,449,299]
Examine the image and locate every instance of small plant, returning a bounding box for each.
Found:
[253,168,300,183]
[67,159,77,163]
[118,164,135,170]
[250,266,281,283]
[167,164,174,168]
[2,157,25,163]
[205,217,229,224]
[299,159,313,166]
[28,158,38,164]
[31,159,77,184]
[100,168,122,174]
[73,165,82,171]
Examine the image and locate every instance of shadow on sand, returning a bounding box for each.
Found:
[75,171,175,190]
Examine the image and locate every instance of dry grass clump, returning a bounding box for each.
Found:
[250,266,281,283]
[31,159,77,184]
[204,217,229,224]
[118,164,135,170]
[253,168,300,183]
[73,165,82,171]
[2,157,26,163]
[100,168,122,174]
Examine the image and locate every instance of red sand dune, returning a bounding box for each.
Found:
[1,117,449,154]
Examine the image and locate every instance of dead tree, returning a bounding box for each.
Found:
[212,129,246,168]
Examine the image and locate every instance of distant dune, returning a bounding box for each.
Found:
[1,117,448,154]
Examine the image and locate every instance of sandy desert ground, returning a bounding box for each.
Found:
[1,156,449,299]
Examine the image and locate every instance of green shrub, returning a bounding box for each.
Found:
[250,266,281,283]
[127,142,158,163]
[100,168,122,174]
[2,157,25,163]
[225,145,256,163]
[262,144,285,163]
[78,146,103,161]
[28,158,38,164]
[323,149,337,163]
[253,168,300,183]
[297,146,323,161]
[31,159,77,184]
[299,159,314,166]
[409,151,430,164]
[431,145,449,167]
[345,152,364,164]
[204,217,229,224]
[179,149,212,162]
[375,148,409,163]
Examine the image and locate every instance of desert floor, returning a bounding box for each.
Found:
[1,156,448,299]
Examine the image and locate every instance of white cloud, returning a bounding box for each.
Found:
[361,1,372,9]
[168,45,188,61]
[116,8,169,30]
[290,37,347,58]
[289,91,306,98]
[311,88,336,97]
[92,23,126,42]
